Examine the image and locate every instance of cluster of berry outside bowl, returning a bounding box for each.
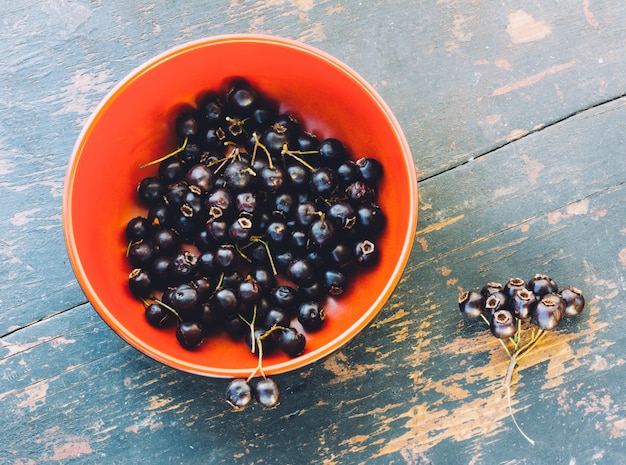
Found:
[458,274,585,444]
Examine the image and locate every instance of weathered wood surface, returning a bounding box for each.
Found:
[1,1,625,464]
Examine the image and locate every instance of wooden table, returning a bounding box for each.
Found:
[2,1,625,464]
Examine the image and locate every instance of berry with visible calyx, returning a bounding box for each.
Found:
[165,283,199,320]
[297,301,326,332]
[484,291,508,318]
[169,250,198,282]
[183,164,216,194]
[225,378,253,409]
[510,288,537,319]
[128,268,152,298]
[531,293,565,330]
[504,278,527,299]
[458,290,484,318]
[254,377,280,408]
[356,157,383,184]
[528,274,558,297]
[561,286,585,316]
[278,327,306,357]
[481,282,504,298]
[490,309,517,339]
[323,269,347,296]
[354,239,379,267]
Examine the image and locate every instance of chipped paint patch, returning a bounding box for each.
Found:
[583,0,600,29]
[618,248,626,267]
[506,10,552,44]
[521,153,544,185]
[494,59,512,70]
[415,214,465,236]
[17,378,57,412]
[52,68,112,117]
[492,61,575,97]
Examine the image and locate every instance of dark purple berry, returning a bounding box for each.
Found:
[254,377,280,408]
[481,282,504,298]
[510,288,537,319]
[125,217,151,242]
[354,240,379,267]
[278,328,306,357]
[128,268,152,298]
[458,290,484,318]
[225,378,253,409]
[528,274,558,297]
[490,309,517,339]
[504,277,527,299]
[145,302,175,328]
[297,301,326,332]
[175,321,204,349]
[355,157,383,184]
[531,293,565,330]
[561,286,585,316]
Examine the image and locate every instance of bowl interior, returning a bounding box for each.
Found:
[64,35,417,377]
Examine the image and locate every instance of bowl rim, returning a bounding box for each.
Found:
[62,33,418,377]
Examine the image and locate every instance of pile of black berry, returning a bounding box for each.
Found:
[124,78,386,408]
[458,274,585,444]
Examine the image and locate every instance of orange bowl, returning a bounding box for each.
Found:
[63,35,418,378]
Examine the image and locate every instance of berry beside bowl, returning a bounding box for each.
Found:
[63,35,418,378]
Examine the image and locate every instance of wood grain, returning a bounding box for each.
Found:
[1,1,625,464]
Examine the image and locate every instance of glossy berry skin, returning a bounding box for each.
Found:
[458,290,484,318]
[531,293,565,330]
[354,240,379,267]
[481,282,504,298]
[151,228,181,257]
[175,321,204,349]
[125,217,151,242]
[128,241,155,268]
[528,274,558,297]
[278,328,306,357]
[318,138,346,167]
[165,283,199,320]
[310,167,338,197]
[504,278,527,299]
[356,157,383,184]
[254,377,280,408]
[323,269,347,296]
[169,251,198,283]
[484,291,508,318]
[297,301,326,332]
[286,258,316,287]
[145,303,175,328]
[510,288,537,319]
[225,378,253,409]
[490,309,517,339]
[137,176,166,206]
[561,286,585,316]
[128,268,152,298]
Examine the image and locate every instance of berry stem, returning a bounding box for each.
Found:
[504,352,536,445]
[139,137,188,169]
